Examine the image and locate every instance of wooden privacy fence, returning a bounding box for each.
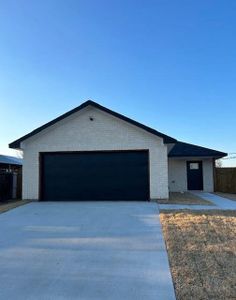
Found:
[215,167,236,193]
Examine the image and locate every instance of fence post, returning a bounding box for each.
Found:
[12,173,17,199]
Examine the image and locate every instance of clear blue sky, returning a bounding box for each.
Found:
[0,0,235,166]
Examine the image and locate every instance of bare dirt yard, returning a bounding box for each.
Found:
[157,192,214,205]
[215,192,236,202]
[160,210,236,300]
[0,200,30,214]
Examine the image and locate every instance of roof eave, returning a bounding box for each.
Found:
[0,162,22,166]
[168,153,227,158]
[9,141,21,149]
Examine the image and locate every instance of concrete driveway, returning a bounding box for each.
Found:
[0,202,175,300]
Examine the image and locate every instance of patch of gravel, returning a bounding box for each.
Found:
[160,210,236,300]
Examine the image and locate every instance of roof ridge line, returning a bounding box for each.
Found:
[9,100,177,149]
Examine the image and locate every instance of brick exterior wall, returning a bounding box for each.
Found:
[168,158,214,192]
[21,106,169,200]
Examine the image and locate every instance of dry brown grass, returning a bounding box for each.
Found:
[215,192,236,202]
[157,192,214,205]
[0,200,30,214]
[160,210,236,300]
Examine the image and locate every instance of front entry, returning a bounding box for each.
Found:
[187,161,203,190]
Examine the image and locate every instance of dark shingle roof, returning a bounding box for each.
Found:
[9,100,177,149]
[168,141,227,158]
[0,155,22,165]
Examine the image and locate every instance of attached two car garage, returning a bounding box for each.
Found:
[9,100,178,200]
[40,151,149,201]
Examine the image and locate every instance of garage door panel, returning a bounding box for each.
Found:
[41,151,149,201]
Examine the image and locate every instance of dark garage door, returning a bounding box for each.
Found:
[41,151,149,201]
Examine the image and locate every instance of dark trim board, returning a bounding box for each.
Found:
[38,153,43,201]
[39,150,150,201]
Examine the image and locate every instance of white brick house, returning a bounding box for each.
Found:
[9,100,227,201]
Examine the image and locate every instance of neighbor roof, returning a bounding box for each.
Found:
[168,141,227,158]
[9,100,177,149]
[0,155,22,165]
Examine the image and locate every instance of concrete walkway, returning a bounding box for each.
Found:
[158,203,216,210]
[159,192,236,211]
[192,191,236,210]
[0,202,175,300]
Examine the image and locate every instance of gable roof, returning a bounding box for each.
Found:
[0,155,22,165]
[168,141,227,158]
[9,100,177,149]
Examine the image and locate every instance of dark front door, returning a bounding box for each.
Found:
[41,151,149,201]
[187,161,203,190]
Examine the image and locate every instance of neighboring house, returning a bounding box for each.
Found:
[0,155,22,173]
[9,100,227,201]
[0,155,22,200]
